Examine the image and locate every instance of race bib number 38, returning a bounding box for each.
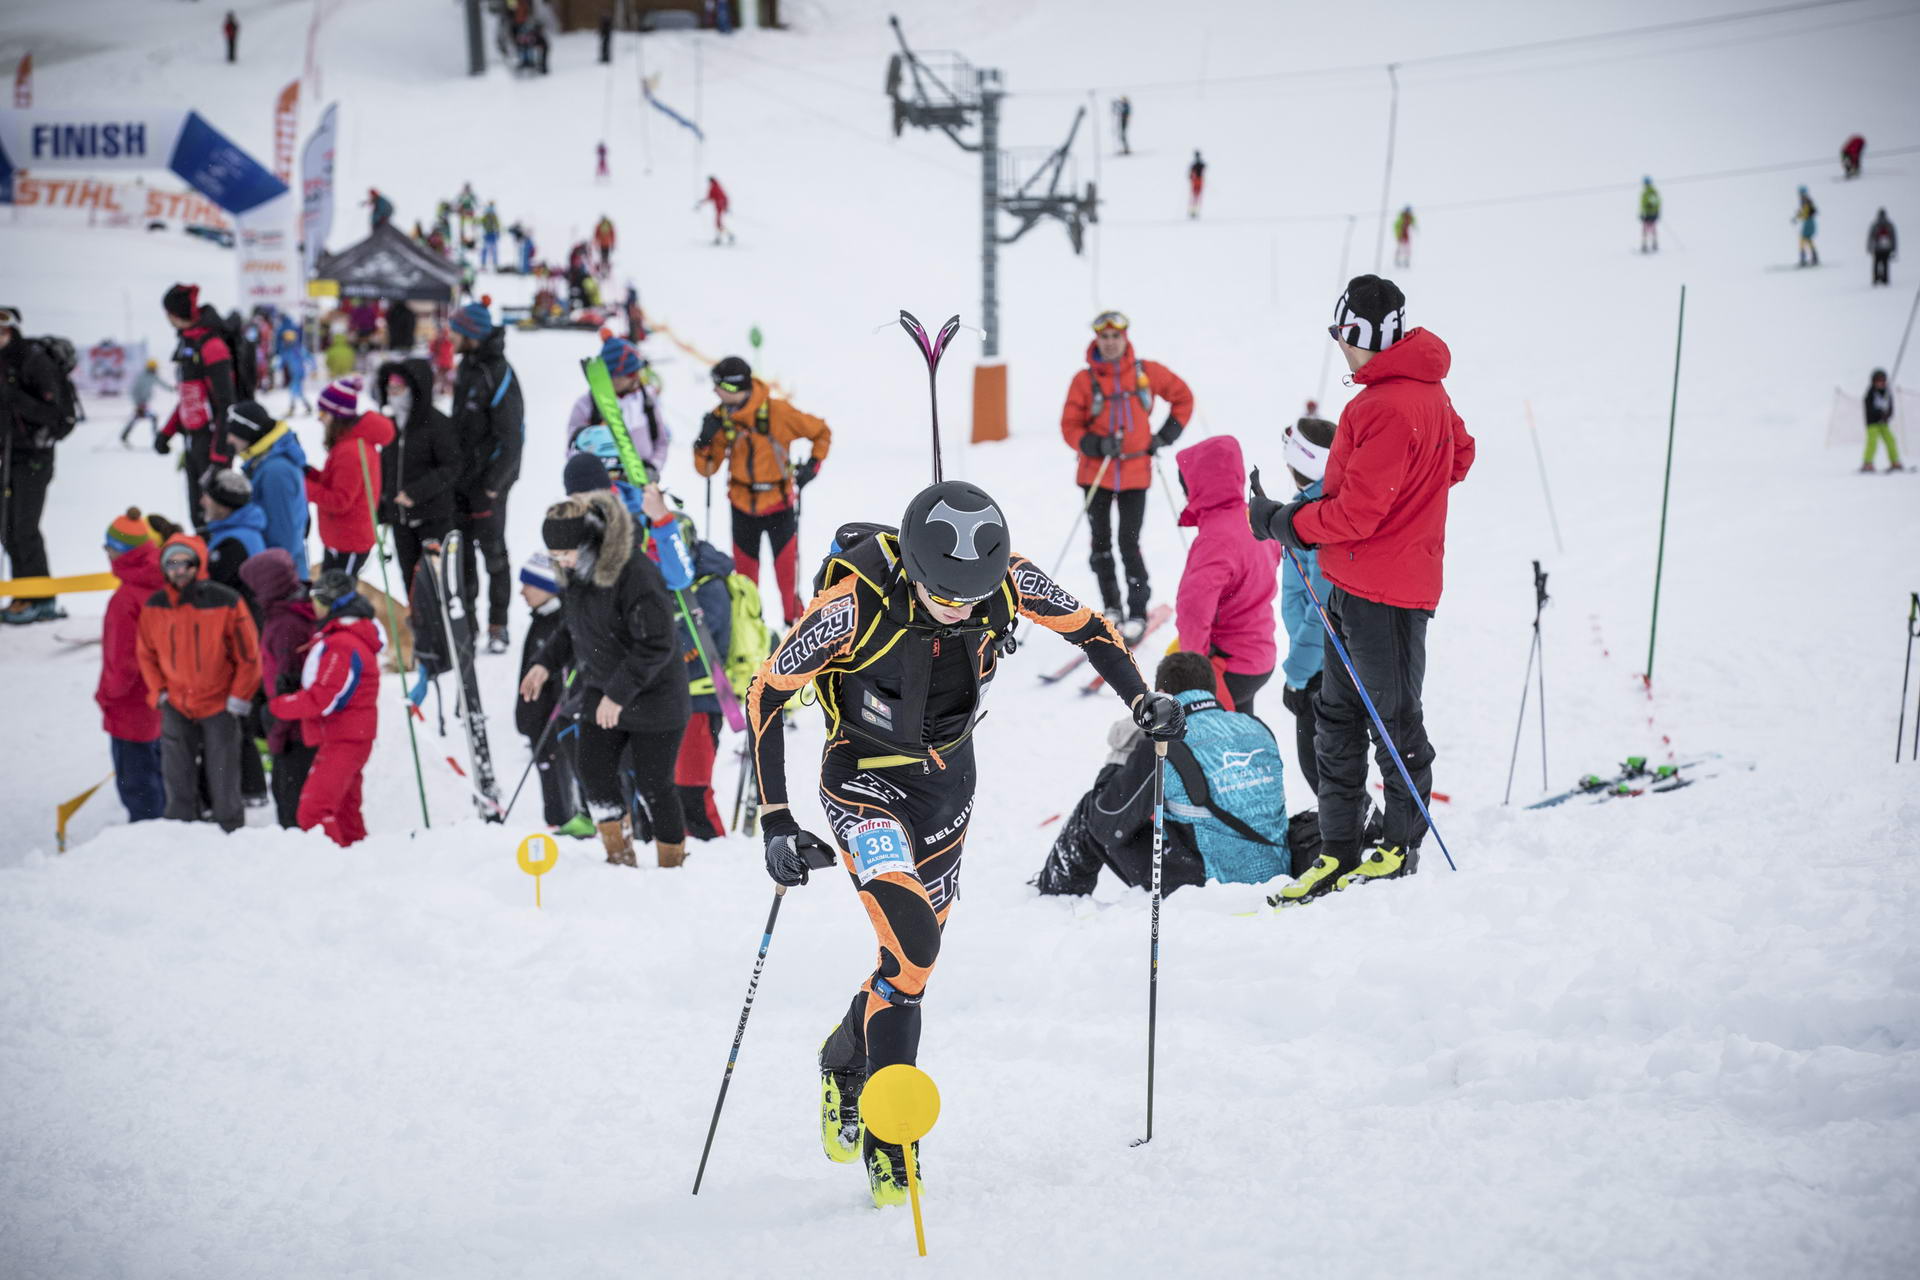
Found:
[848,819,914,885]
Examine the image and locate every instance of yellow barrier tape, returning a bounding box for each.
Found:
[0,572,118,598]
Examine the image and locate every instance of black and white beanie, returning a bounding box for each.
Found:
[1328,275,1407,352]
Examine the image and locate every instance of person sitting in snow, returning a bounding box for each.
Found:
[1032,652,1303,897]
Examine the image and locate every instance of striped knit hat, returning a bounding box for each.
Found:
[318,375,363,420]
[104,508,160,556]
[519,550,560,595]
[449,301,495,341]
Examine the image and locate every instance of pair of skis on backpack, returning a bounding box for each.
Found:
[1038,603,1174,693]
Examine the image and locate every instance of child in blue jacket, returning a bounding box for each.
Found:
[1277,416,1334,794]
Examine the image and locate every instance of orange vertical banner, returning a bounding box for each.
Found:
[13,53,31,108]
[273,80,300,183]
[972,362,1008,443]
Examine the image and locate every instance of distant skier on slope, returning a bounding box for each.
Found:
[1862,369,1903,473]
[743,481,1185,1208]
[1868,208,1897,286]
[1113,94,1132,155]
[1639,177,1661,253]
[1187,150,1206,218]
[697,176,734,245]
[1393,205,1416,267]
[1793,187,1819,267]
[1840,133,1864,179]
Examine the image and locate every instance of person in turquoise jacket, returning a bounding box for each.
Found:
[1033,652,1296,895]
[225,400,311,580]
[1277,416,1334,793]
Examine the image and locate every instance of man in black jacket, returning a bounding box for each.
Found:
[0,306,73,624]
[447,302,523,653]
[376,357,460,594]
[1868,209,1897,286]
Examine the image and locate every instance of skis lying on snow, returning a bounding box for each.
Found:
[429,531,505,822]
[1524,754,1746,809]
[581,355,747,735]
[1081,604,1175,695]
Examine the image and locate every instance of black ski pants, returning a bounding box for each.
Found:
[183,431,216,532]
[1312,586,1434,864]
[577,717,684,844]
[270,743,317,829]
[1085,484,1149,618]
[1222,667,1272,718]
[457,492,512,628]
[1873,252,1891,285]
[535,718,583,828]
[1,446,53,581]
[819,741,976,1087]
[162,704,244,832]
[392,519,452,608]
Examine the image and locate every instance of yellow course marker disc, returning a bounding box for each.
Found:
[861,1064,941,1144]
[516,832,559,876]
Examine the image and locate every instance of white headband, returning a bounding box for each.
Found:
[1284,425,1328,481]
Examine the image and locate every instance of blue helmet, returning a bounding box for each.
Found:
[574,425,621,465]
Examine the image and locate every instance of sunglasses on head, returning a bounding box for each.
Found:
[1091,310,1130,334]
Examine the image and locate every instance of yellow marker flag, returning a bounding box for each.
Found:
[56,774,114,852]
[516,832,559,908]
[862,1064,942,1256]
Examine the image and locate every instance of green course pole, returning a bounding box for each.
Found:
[1646,284,1686,686]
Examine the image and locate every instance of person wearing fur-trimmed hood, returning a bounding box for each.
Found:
[519,488,691,869]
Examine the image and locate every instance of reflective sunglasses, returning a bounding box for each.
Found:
[1091,310,1130,334]
[711,373,750,393]
[922,589,981,611]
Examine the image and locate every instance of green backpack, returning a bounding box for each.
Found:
[717,571,773,691]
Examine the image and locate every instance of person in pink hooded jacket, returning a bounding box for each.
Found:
[1172,435,1281,714]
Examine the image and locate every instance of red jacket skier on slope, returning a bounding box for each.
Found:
[697,176,734,245]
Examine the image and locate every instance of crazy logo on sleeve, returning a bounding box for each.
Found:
[774,594,857,675]
[1014,566,1080,613]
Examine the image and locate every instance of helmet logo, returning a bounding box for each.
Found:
[926,499,1002,561]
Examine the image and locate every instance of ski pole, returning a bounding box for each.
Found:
[358,441,431,828]
[704,473,713,543]
[692,886,787,1194]
[503,698,564,821]
[1899,591,1919,763]
[1282,547,1456,871]
[896,311,961,483]
[1502,561,1550,804]
[1131,738,1168,1149]
[1049,456,1112,581]
[1151,455,1190,548]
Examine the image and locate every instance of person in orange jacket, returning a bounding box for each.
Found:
[269,569,383,846]
[136,532,263,832]
[691,356,830,624]
[305,375,396,576]
[1058,309,1194,635]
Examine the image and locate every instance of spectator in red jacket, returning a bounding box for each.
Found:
[1172,435,1281,715]
[305,376,395,575]
[241,547,320,829]
[1250,275,1475,903]
[269,569,382,846]
[97,509,177,822]
[155,284,238,531]
[1059,310,1194,635]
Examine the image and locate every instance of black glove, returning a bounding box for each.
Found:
[1281,672,1321,718]
[794,457,821,489]
[696,412,727,449]
[1149,414,1185,454]
[153,432,173,456]
[1247,467,1317,552]
[1133,691,1186,742]
[761,809,838,887]
[1077,433,1106,459]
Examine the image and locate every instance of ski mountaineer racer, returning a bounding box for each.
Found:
[743,480,1188,1208]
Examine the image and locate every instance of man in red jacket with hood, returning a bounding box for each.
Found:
[1250,275,1475,903]
[1060,310,1194,637]
[270,568,382,846]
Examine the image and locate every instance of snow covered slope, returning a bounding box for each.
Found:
[3,2,1917,1277]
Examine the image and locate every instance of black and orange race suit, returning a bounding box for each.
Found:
[745,532,1148,1082]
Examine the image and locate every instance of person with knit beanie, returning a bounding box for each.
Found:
[225,399,311,579]
[199,467,268,595]
[1249,275,1475,906]
[515,549,591,837]
[240,547,320,829]
[448,298,524,653]
[565,333,668,475]
[1276,416,1336,795]
[305,375,395,576]
[97,509,176,822]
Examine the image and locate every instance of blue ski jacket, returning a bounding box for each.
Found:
[239,423,311,580]
[1279,480,1328,690]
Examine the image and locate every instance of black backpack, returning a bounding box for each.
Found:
[26,336,82,439]
[223,314,259,400]
[811,521,897,596]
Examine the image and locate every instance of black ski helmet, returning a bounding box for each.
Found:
[897,481,1011,604]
